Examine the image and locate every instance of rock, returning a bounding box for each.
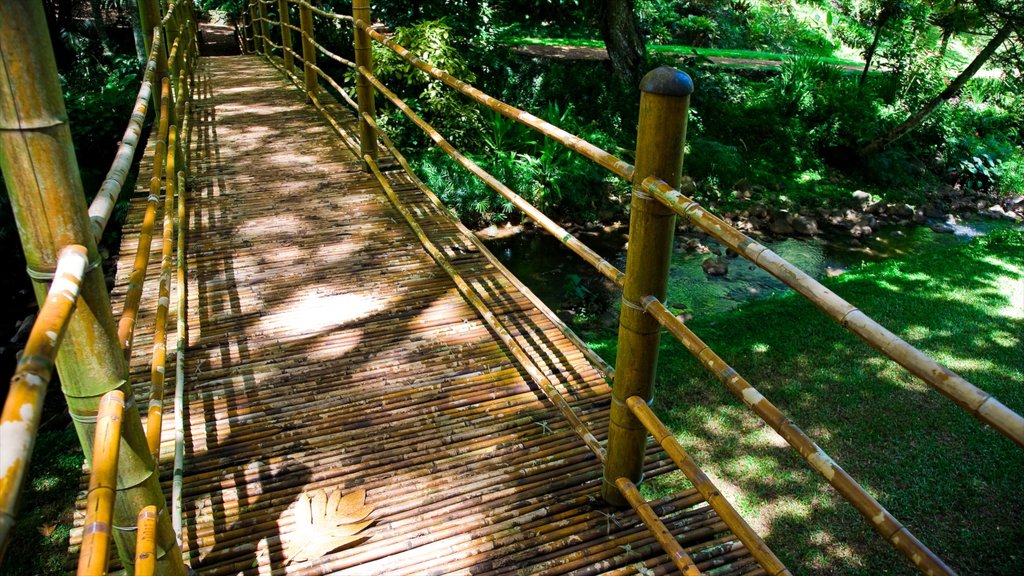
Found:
[675,311,694,323]
[849,239,862,247]
[769,210,793,235]
[701,257,729,277]
[912,209,928,224]
[479,225,499,238]
[749,204,769,219]
[931,222,955,234]
[983,204,1011,220]
[891,203,914,218]
[1009,195,1024,209]
[852,190,872,209]
[684,238,702,251]
[921,204,944,219]
[850,225,873,238]
[791,215,819,236]
[857,214,877,229]
[865,200,887,215]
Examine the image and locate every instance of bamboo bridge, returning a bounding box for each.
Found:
[0,1,1022,575]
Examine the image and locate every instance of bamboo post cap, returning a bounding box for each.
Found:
[638,66,693,97]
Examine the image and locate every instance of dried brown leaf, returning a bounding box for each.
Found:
[285,487,374,564]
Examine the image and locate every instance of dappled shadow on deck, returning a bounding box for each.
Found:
[98,54,766,575]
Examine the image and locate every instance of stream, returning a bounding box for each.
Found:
[483,219,1016,332]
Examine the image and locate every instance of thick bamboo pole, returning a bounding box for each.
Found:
[602,66,691,507]
[118,78,170,357]
[257,0,271,57]
[641,177,1024,448]
[277,0,293,73]
[135,506,158,576]
[136,0,162,55]
[353,0,376,165]
[145,126,177,461]
[88,28,162,241]
[77,391,125,576]
[298,0,317,101]
[365,156,605,462]
[0,3,183,573]
[356,20,634,182]
[627,397,791,576]
[640,294,955,575]
[249,1,263,54]
[613,477,701,575]
[0,246,88,560]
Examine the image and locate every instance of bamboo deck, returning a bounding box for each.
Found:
[82,55,767,575]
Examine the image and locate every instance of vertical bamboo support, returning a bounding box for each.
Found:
[278,0,293,74]
[257,0,271,57]
[353,0,377,166]
[0,2,186,573]
[299,1,317,102]
[135,506,158,576]
[77,391,125,576]
[602,66,692,507]
[136,0,162,55]
[249,0,263,54]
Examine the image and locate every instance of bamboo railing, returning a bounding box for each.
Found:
[244,2,1021,573]
[0,0,198,572]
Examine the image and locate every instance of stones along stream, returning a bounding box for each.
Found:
[482,219,1016,332]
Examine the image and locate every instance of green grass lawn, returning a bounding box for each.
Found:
[505,36,865,69]
[588,229,1023,575]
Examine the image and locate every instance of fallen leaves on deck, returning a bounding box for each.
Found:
[284,487,374,564]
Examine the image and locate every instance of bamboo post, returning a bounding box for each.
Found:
[602,66,692,507]
[249,0,263,54]
[257,0,271,57]
[353,0,377,166]
[136,0,162,55]
[299,0,317,101]
[278,0,293,73]
[135,506,159,576]
[77,391,125,576]
[0,2,185,573]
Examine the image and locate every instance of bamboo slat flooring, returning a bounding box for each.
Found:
[77,55,767,575]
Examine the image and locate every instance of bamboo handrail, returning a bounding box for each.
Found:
[117,78,171,356]
[626,397,791,576]
[613,477,702,575]
[358,66,625,287]
[76,390,126,576]
[355,18,636,183]
[639,294,955,574]
[87,27,163,241]
[0,245,89,554]
[172,170,188,543]
[641,176,1024,449]
[145,125,178,461]
[364,155,607,462]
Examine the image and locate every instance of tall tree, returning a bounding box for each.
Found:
[598,0,647,87]
[859,17,1017,156]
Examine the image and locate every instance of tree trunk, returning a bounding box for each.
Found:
[859,19,1015,157]
[859,6,893,88]
[88,0,113,55]
[598,0,646,87]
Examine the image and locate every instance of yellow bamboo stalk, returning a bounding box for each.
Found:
[358,67,623,286]
[640,295,956,575]
[87,27,163,241]
[257,0,271,57]
[298,0,317,101]
[355,19,634,182]
[146,125,177,461]
[0,245,88,557]
[613,477,702,575]
[248,1,263,53]
[642,176,1024,449]
[134,506,158,576]
[118,77,170,356]
[277,0,293,73]
[364,155,606,462]
[627,397,791,576]
[76,390,126,576]
[353,0,376,164]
